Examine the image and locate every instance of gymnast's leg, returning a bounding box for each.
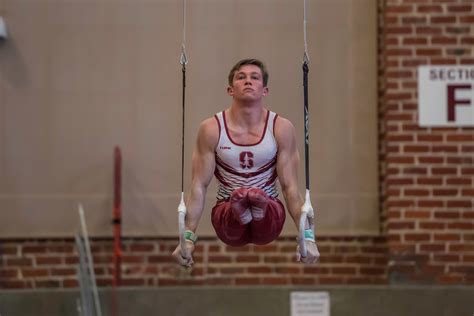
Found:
[211,188,252,246]
[248,188,286,245]
[211,187,285,246]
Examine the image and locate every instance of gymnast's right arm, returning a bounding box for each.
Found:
[172,118,218,267]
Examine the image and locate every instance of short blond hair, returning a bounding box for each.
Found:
[228,58,269,87]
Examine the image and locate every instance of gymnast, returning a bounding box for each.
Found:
[172,58,320,267]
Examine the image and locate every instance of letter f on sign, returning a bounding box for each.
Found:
[447,84,471,122]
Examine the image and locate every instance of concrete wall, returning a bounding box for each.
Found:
[1,286,473,316]
[0,0,378,238]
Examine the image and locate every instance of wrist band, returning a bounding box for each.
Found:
[184,230,198,244]
[304,229,315,242]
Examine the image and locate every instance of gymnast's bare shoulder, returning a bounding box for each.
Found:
[194,117,219,152]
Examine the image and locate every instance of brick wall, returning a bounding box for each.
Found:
[1,0,473,289]
[0,237,387,289]
[381,0,474,284]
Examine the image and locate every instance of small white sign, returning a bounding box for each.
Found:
[418,65,474,126]
[290,291,330,316]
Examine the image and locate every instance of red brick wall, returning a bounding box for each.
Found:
[381,0,474,284]
[0,237,387,289]
[1,0,473,289]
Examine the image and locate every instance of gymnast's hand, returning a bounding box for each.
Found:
[296,240,320,264]
[172,240,195,268]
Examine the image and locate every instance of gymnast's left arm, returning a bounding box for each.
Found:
[274,117,319,264]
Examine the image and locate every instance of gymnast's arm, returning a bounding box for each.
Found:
[274,117,304,228]
[172,118,217,266]
[275,117,319,264]
[184,118,218,232]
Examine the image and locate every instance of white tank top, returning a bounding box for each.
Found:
[214,110,279,201]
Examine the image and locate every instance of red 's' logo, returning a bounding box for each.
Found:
[239,151,254,169]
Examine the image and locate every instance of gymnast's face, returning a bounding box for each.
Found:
[227,65,269,101]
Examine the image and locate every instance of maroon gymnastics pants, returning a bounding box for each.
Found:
[211,188,286,246]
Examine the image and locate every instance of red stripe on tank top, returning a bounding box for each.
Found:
[264,170,278,187]
[214,168,232,187]
[222,110,270,147]
[214,114,221,140]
